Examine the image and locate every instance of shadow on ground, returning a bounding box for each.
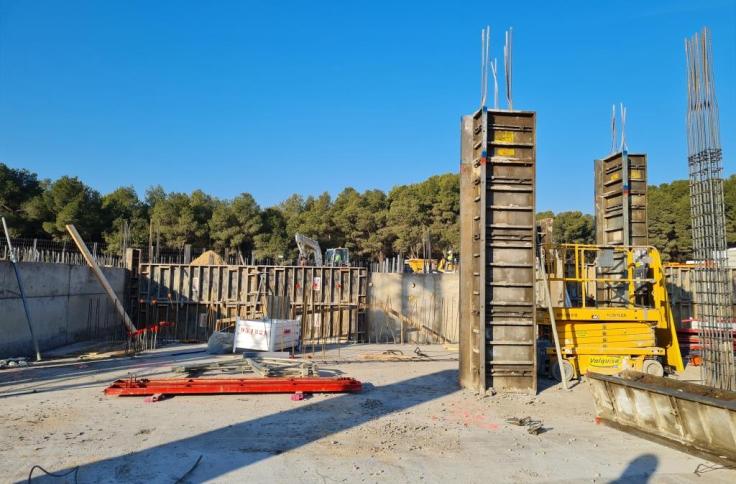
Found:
[28,369,459,483]
[610,453,659,484]
[0,346,213,398]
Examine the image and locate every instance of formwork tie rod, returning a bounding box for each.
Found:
[104,376,363,396]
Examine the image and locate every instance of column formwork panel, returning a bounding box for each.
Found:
[594,151,648,247]
[460,108,537,394]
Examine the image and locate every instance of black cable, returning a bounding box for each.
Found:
[27,464,79,483]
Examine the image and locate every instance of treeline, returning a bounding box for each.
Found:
[0,163,459,262]
[540,178,736,261]
[1,162,734,262]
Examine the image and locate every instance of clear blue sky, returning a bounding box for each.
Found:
[0,0,734,213]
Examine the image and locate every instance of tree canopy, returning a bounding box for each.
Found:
[1,162,734,263]
[0,164,42,236]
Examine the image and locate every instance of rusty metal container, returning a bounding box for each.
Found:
[588,370,736,464]
[460,108,537,394]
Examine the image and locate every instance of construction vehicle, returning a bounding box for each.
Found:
[294,233,350,267]
[405,251,458,274]
[438,250,457,273]
[325,247,350,267]
[537,244,684,382]
[405,258,433,273]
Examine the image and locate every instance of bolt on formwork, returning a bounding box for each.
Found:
[685,27,735,390]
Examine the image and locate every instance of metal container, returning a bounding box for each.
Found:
[588,370,736,464]
[234,317,302,352]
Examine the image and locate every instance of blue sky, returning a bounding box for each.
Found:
[0,0,734,213]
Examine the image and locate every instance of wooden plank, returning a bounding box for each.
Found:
[66,224,136,334]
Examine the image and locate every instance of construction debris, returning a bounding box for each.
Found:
[172,356,319,377]
[0,357,28,369]
[362,349,430,362]
[505,416,545,435]
[207,327,235,354]
[78,350,128,361]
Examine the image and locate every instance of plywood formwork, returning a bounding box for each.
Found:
[134,263,368,343]
[594,152,648,246]
[460,108,537,394]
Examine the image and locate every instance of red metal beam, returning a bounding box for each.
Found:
[104,377,362,396]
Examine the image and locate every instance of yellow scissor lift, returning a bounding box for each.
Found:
[538,244,684,382]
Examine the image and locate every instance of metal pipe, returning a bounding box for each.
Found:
[2,217,41,361]
[539,247,568,389]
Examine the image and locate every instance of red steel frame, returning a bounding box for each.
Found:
[105,376,363,396]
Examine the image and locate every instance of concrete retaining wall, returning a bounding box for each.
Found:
[368,272,459,344]
[0,262,126,357]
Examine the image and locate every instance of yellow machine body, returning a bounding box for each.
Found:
[406,255,457,274]
[539,244,684,379]
[405,258,435,273]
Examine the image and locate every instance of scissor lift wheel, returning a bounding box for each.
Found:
[642,359,664,377]
[550,359,575,382]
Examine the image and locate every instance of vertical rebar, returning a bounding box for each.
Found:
[685,27,734,390]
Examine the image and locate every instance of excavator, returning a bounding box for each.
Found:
[294,233,350,267]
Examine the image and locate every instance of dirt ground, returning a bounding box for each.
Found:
[1,343,734,483]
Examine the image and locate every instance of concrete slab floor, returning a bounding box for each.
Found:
[0,344,733,483]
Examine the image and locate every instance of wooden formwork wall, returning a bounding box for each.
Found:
[460,108,537,394]
[134,263,368,343]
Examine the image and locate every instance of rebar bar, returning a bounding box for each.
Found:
[685,27,734,390]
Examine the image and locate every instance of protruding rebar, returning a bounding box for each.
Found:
[504,28,513,110]
[480,25,490,108]
[685,27,733,390]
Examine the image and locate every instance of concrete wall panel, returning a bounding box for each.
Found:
[0,262,126,357]
[368,272,459,344]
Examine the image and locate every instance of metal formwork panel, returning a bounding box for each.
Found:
[460,108,537,393]
[589,370,736,465]
[594,152,648,246]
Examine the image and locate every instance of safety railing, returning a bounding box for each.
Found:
[541,243,667,310]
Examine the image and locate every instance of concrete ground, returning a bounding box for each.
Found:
[1,343,734,483]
